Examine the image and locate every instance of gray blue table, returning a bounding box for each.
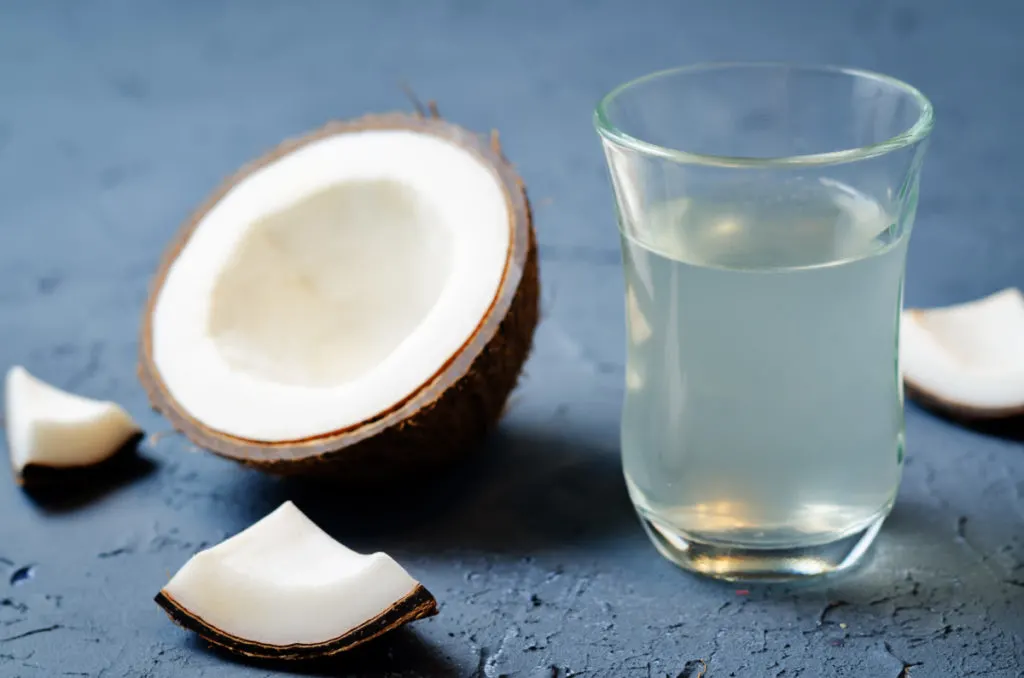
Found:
[1,2,1022,676]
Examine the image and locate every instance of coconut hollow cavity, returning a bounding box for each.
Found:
[139,113,538,478]
[5,366,142,484]
[901,288,1024,419]
[155,502,437,660]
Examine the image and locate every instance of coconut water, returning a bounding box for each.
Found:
[620,181,908,548]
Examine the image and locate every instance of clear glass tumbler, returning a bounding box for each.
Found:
[595,64,933,581]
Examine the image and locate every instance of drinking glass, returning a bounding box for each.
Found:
[594,64,933,580]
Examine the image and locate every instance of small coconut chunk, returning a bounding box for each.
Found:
[901,288,1024,418]
[155,501,437,660]
[4,366,141,478]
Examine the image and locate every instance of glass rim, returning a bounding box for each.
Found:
[594,62,934,169]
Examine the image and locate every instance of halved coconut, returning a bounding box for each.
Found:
[5,366,142,483]
[139,113,538,478]
[155,501,437,659]
[901,288,1024,419]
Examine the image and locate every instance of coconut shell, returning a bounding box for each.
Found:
[138,113,539,480]
[155,583,438,660]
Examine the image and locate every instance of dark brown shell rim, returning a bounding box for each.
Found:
[155,583,438,660]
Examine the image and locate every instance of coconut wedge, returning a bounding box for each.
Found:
[155,501,437,660]
[4,366,142,482]
[139,114,538,479]
[901,288,1024,419]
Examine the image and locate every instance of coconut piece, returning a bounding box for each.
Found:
[901,288,1024,419]
[155,501,437,660]
[4,366,142,482]
[139,113,538,479]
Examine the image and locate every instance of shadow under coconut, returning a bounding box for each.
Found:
[226,421,637,556]
[942,414,1024,443]
[186,627,456,677]
[907,400,1024,443]
[22,437,158,513]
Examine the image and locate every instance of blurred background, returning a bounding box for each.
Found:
[2,1,1022,381]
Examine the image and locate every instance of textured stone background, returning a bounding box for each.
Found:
[1,1,1023,676]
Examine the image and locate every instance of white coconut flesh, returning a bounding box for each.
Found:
[151,129,511,441]
[901,288,1024,413]
[161,501,421,647]
[4,366,141,473]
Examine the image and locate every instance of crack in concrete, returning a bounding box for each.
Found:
[97,546,134,559]
[472,645,489,678]
[9,565,35,587]
[484,625,520,677]
[818,600,849,625]
[884,641,922,678]
[0,624,63,643]
[676,659,708,678]
[955,515,968,541]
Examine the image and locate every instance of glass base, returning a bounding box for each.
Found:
[637,510,887,582]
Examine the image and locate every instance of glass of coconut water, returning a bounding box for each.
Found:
[595,64,933,581]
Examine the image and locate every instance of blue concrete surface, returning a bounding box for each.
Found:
[1,1,1023,676]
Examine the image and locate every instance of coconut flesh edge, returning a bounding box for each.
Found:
[900,288,1024,413]
[150,128,511,442]
[161,501,422,647]
[4,366,141,474]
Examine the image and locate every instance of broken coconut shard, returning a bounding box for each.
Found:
[4,366,142,483]
[155,501,437,660]
[901,288,1024,419]
[138,113,538,479]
